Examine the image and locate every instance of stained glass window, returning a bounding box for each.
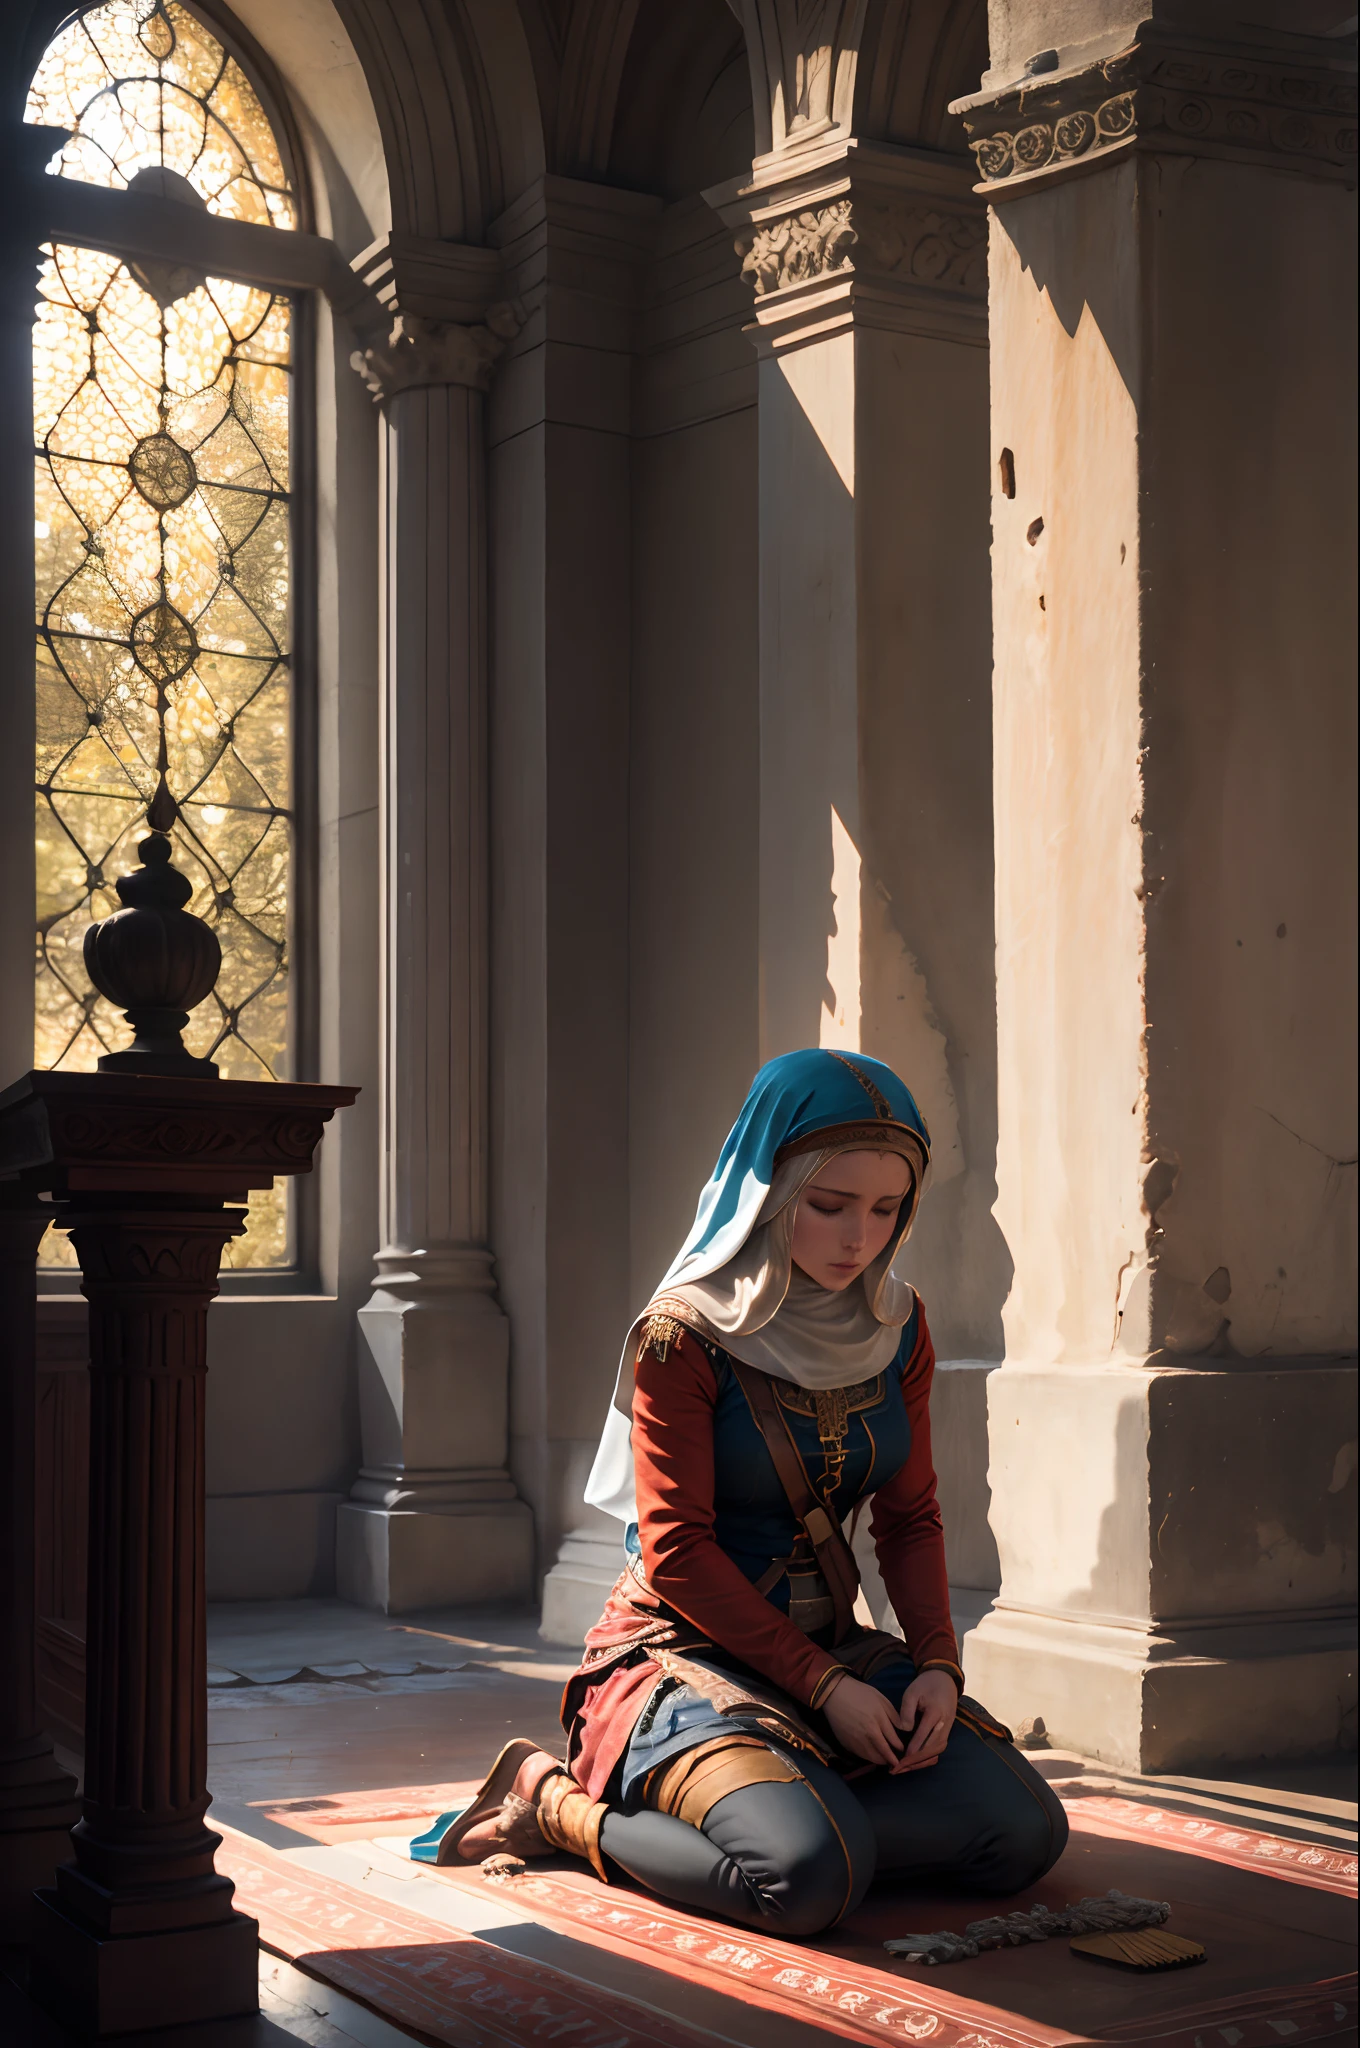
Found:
[27,3,299,1269]
[27,1,294,227]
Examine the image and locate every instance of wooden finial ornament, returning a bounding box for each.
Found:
[83,832,221,1076]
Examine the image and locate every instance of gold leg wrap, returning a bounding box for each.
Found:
[646,1735,802,1831]
[536,1770,611,1883]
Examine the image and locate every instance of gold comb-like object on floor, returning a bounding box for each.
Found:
[1070,1929,1206,1972]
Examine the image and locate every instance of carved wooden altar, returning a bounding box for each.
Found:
[0,1069,355,2033]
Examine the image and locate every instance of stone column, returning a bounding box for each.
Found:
[485,180,658,1642]
[341,278,533,1612]
[705,146,1005,1360]
[952,15,1357,1771]
[0,1187,80,1938]
[0,1071,354,2035]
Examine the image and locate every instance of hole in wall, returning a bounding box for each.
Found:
[1027,516,1044,544]
[998,447,1016,498]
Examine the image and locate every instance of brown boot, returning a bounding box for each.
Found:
[436,1739,559,1865]
[437,1739,609,1881]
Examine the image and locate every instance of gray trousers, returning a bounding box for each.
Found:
[597,1722,1068,1938]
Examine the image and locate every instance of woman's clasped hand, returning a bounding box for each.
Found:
[822,1666,958,1773]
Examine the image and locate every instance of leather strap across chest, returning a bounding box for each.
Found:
[728,1356,863,1642]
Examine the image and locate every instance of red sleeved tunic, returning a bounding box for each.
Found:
[565,1304,958,1797]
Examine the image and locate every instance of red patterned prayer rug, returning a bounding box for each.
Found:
[217,1823,724,2048]
[436,1862,1356,2048]
[219,1820,1086,2048]
[459,1866,1086,2047]
[1058,1794,1359,1898]
[1097,1976,1359,2047]
[224,1787,1358,2048]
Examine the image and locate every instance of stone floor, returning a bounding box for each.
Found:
[203,1597,574,1851]
[4,1597,1356,2047]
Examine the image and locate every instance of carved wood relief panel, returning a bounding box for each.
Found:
[35,1299,90,1751]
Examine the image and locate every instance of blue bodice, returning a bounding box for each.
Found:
[626,1303,917,1624]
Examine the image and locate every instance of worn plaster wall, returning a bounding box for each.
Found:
[989,153,1357,1366]
[1138,156,1357,1360]
[854,323,1003,1362]
[988,166,1146,1371]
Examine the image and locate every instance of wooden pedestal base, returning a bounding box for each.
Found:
[31,1886,259,2034]
[0,1774,80,1941]
[0,1194,81,1938]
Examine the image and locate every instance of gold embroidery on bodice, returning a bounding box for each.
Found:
[774,1374,885,1498]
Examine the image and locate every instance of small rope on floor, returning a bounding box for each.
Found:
[884,1889,1170,1965]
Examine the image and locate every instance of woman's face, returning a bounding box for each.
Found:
[789,1148,913,1293]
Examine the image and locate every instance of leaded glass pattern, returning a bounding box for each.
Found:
[28,5,298,1270]
[27,1,294,229]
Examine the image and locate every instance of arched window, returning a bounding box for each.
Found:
[25,1,309,1268]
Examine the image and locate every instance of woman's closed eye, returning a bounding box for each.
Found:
[790,1149,913,1290]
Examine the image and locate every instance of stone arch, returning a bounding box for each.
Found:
[607,0,753,197]
[855,0,988,150]
[732,0,987,164]
[512,0,749,195]
[215,0,390,249]
[554,0,640,177]
[327,0,544,243]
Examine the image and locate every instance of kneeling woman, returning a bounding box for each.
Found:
[446,1049,1067,1934]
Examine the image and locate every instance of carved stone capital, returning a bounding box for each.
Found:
[710,144,986,351]
[950,26,1357,196]
[738,191,987,301]
[350,304,525,402]
[737,195,856,295]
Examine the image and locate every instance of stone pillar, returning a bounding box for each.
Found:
[0,1071,353,2034]
[485,180,658,1642]
[705,144,1004,1366]
[952,15,1357,1771]
[0,1188,80,1938]
[341,274,533,1613]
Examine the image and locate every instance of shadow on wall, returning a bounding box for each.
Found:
[992,167,1142,381]
[762,342,1012,1360]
